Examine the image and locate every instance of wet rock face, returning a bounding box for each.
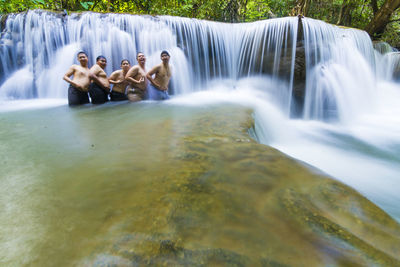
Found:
[373,41,396,54]
[292,41,306,116]
[0,14,8,30]
[1,104,399,266]
[71,105,400,266]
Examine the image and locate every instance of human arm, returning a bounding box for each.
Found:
[89,66,110,90]
[63,65,83,90]
[108,71,123,84]
[146,65,163,89]
[125,66,144,85]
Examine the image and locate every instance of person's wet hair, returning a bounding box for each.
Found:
[77,51,87,57]
[96,55,106,62]
[161,50,170,57]
[136,52,144,58]
[121,59,130,65]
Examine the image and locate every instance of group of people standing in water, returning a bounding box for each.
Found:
[63,50,171,106]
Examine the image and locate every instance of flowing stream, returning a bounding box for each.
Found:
[1,10,400,224]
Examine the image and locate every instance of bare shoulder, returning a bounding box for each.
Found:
[149,64,161,74]
[70,64,80,70]
[127,65,139,75]
[130,65,140,71]
[90,64,101,73]
[111,69,122,76]
[66,64,80,74]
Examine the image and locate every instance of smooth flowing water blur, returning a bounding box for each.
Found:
[1,80,400,265]
[168,78,400,222]
[2,10,400,265]
[0,99,339,266]
[0,11,298,101]
[0,101,217,266]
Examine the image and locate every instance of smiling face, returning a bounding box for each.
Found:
[137,53,146,65]
[161,53,170,64]
[121,60,131,71]
[77,53,88,65]
[96,57,107,69]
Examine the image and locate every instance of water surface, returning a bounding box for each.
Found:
[1,101,400,266]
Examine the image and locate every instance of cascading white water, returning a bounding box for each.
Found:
[377,52,400,81]
[0,10,298,106]
[1,10,400,222]
[257,18,400,221]
[301,18,377,123]
[165,16,400,222]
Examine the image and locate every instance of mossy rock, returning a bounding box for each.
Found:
[74,105,400,266]
[1,103,399,266]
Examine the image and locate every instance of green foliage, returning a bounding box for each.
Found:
[379,8,400,48]
[1,0,400,47]
[80,2,93,10]
[245,1,272,21]
[33,0,45,5]
[0,0,386,25]
[1,0,32,13]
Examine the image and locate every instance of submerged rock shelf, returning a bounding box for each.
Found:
[0,103,399,266]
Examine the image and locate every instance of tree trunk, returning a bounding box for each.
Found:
[225,0,240,22]
[365,0,400,38]
[370,0,378,15]
[242,0,249,21]
[290,0,312,17]
[74,0,81,10]
[337,0,357,26]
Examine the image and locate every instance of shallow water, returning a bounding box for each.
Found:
[1,102,184,266]
[168,79,400,223]
[0,101,265,266]
[1,10,400,265]
[2,100,399,266]
[268,82,400,222]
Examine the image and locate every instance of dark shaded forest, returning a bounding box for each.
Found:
[2,0,400,46]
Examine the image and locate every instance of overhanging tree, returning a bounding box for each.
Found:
[365,0,400,38]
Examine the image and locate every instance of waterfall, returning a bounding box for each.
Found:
[2,10,400,121]
[0,10,298,111]
[301,18,377,123]
[250,17,400,221]
[1,9,400,222]
[377,52,400,81]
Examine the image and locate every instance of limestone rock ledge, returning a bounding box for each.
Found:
[81,105,400,266]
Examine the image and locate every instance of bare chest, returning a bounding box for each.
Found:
[75,66,90,78]
[158,67,171,78]
[97,69,108,78]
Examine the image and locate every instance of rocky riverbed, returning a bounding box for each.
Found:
[1,102,399,266]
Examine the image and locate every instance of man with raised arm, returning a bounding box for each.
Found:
[108,59,131,101]
[146,50,172,100]
[63,51,91,106]
[125,52,148,102]
[89,55,110,104]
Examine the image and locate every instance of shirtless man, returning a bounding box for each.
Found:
[63,51,91,106]
[125,52,147,102]
[89,55,110,104]
[146,50,172,100]
[108,59,131,101]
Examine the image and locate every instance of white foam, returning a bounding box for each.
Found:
[169,77,400,221]
[0,99,67,112]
